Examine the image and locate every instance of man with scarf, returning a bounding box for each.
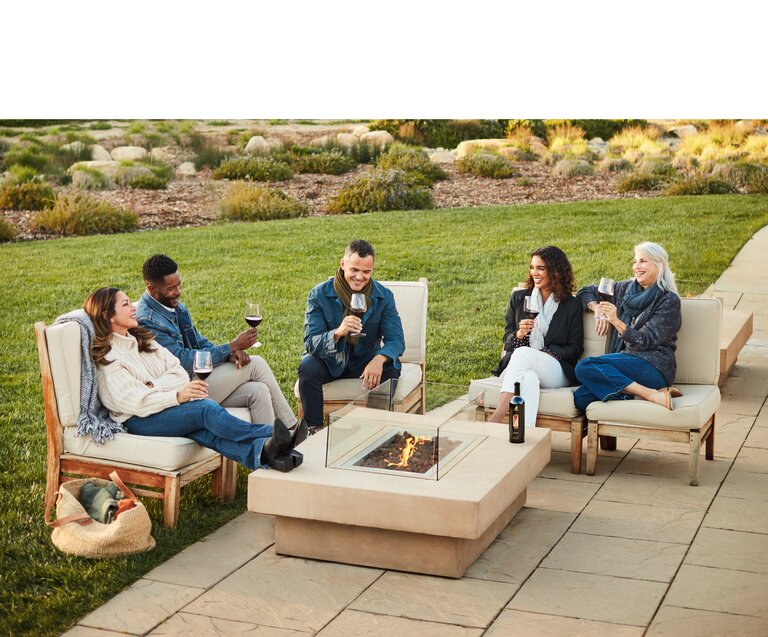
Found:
[298,239,405,430]
[574,241,682,413]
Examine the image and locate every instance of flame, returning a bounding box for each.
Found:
[386,433,428,468]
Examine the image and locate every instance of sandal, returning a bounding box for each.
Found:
[669,386,683,398]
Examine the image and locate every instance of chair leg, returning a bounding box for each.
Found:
[569,417,584,474]
[586,420,598,476]
[705,416,715,460]
[212,457,238,503]
[689,430,701,486]
[163,476,181,528]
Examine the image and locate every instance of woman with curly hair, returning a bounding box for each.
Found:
[84,287,305,472]
[489,246,584,426]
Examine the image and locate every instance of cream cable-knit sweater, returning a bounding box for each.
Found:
[96,332,188,423]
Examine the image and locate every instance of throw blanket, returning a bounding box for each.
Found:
[54,310,125,444]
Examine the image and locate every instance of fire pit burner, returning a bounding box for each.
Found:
[354,430,462,474]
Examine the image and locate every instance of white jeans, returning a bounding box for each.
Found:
[207,356,295,426]
[500,347,568,427]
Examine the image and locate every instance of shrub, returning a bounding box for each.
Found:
[609,125,669,160]
[743,135,768,161]
[0,178,56,210]
[32,193,138,236]
[219,183,307,221]
[368,120,505,149]
[291,150,357,175]
[116,160,173,189]
[89,121,112,130]
[638,160,676,176]
[9,165,41,182]
[327,168,433,213]
[455,152,518,178]
[709,162,766,187]
[617,173,668,192]
[72,166,113,190]
[597,157,632,173]
[553,159,595,177]
[213,157,294,181]
[746,167,768,193]
[545,119,648,140]
[505,119,547,140]
[207,120,232,126]
[517,177,534,187]
[376,143,447,185]
[0,217,17,241]
[663,176,739,196]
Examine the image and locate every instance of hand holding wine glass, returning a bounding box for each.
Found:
[596,277,615,321]
[244,302,263,348]
[349,293,367,337]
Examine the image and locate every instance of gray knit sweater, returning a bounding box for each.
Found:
[577,279,682,385]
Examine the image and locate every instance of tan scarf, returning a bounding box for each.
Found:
[333,267,372,345]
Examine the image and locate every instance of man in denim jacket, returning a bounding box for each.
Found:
[298,240,405,429]
[136,254,297,427]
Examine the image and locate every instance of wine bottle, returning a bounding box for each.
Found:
[509,381,525,444]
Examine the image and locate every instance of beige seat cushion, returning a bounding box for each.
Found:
[469,376,580,419]
[295,362,422,404]
[585,384,721,430]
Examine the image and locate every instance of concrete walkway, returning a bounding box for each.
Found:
[63,228,768,637]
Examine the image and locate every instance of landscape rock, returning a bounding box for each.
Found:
[244,136,271,154]
[360,131,394,148]
[529,136,548,158]
[149,146,174,163]
[68,160,121,179]
[668,124,698,139]
[116,165,154,186]
[456,139,521,158]
[352,125,369,136]
[429,150,457,164]
[336,133,358,148]
[176,161,196,177]
[110,146,148,161]
[587,138,609,156]
[91,144,111,161]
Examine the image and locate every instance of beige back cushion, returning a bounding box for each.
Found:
[675,297,721,385]
[379,280,428,364]
[45,322,83,427]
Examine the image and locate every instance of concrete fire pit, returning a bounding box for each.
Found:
[248,408,550,578]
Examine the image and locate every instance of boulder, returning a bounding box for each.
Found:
[529,136,548,158]
[352,125,369,136]
[587,138,608,156]
[360,130,394,148]
[456,139,523,158]
[149,146,174,163]
[668,124,698,139]
[90,144,111,161]
[111,146,147,161]
[68,160,121,179]
[429,150,457,164]
[244,136,271,154]
[336,133,358,148]
[176,161,196,177]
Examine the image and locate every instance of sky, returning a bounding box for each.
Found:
[3,1,766,119]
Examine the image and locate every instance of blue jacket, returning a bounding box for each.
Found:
[302,278,405,377]
[135,291,231,375]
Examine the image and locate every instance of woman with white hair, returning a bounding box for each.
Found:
[574,242,681,411]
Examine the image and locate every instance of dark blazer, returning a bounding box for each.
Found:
[493,288,584,384]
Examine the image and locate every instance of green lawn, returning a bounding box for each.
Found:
[2,194,767,635]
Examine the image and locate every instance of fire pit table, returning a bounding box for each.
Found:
[248,382,550,577]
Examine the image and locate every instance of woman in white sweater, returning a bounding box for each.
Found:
[84,287,305,472]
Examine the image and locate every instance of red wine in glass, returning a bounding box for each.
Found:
[596,278,615,320]
[350,293,367,337]
[245,302,263,348]
[523,296,540,320]
[193,351,213,384]
[598,291,614,304]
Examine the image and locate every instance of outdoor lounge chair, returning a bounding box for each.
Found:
[36,320,242,528]
[295,279,428,424]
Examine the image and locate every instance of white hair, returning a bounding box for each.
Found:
[634,241,678,296]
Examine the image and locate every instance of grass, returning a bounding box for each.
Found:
[1,195,767,636]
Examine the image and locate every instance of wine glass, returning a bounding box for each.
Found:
[349,293,367,337]
[523,295,540,320]
[596,278,615,321]
[193,351,213,382]
[245,302,263,348]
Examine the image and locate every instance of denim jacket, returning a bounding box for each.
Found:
[135,291,231,375]
[302,278,405,377]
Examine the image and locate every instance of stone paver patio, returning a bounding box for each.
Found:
[62,227,768,636]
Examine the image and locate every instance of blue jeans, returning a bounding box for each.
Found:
[298,355,400,427]
[573,353,667,412]
[125,399,273,470]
